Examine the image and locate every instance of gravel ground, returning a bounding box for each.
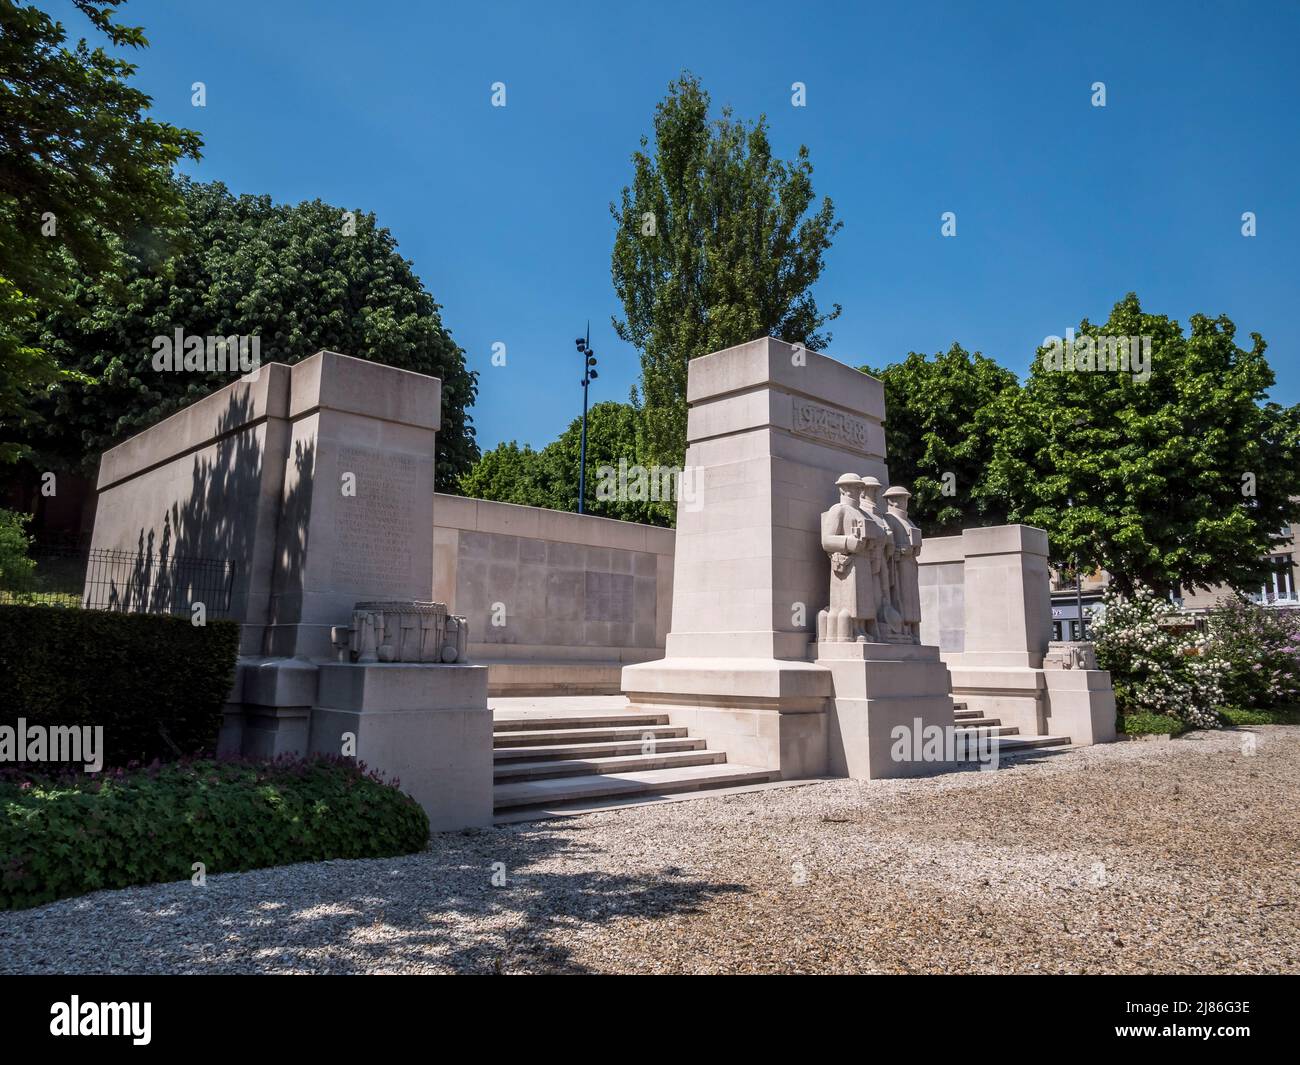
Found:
[3,726,1298,974]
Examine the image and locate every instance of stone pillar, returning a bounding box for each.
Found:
[310,662,491,831]
[623,337,896,777]
[942,525,1052,735]
[938,524,1116,744]
[262,352,440,659]
[959,525,1052,669]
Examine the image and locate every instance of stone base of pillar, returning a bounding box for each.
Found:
[1043,668,1117,744]
[219,655,492,832]
[309,662,492,832]
[621,657,833,778]
[815,641,957,779]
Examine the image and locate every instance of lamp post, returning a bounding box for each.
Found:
[1067,495,1085,640]
[574,324,598,514]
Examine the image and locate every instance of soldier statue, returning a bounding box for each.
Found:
[818,473,885,641]
[882,485,922,642]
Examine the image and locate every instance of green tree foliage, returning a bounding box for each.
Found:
[456,441,549,507]
[32,178,479,488]
[459,401,669,526]
[864,344,1019,534]
[0,0,201,460]
[0,508,35,590]
[983,294,1300,594]
[611,72,841,469]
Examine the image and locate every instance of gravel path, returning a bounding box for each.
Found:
[3,726,1298,974]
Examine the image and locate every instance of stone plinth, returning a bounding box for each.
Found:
[918,524,1117,746]
[959,524,1052,669]
[89,350,440,659]
[815,642,956,778]
[309,662,492,831]
[624,336,894,776]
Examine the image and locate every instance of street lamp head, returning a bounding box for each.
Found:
[588,369,598,379]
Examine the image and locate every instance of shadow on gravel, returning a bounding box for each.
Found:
[4,818,746,975]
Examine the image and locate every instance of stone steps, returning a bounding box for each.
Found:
[494,749,726,781]
[494,763,779,811]
[492,713,669,733]
[494,736,708,762]
[492,724,688,748]
[957,734,1073,755]
[491,712,774,815]
[953,725,1020,738]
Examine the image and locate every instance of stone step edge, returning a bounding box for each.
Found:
[492,776,835,824]
[491,714,669,733]
[493,764,779,810]
[494,725,688,747]
[494,749,727,781]
[494,737,707,761]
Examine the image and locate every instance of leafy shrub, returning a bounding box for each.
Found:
[1092,583,1225,729]
[1118,712,1189,737]
[0,509,36,595]
[1219,705,1300,727]
[1204,597,1300,710]
[0,756,430,910]
[0,605,239,764]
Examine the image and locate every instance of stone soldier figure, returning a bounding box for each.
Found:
[883,485,922,642]
[818,474,882,641]
[857,476,902,638]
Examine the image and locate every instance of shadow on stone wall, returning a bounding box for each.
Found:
[106,389,313,625]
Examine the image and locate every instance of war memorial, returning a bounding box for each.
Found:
[85,338,1117,829]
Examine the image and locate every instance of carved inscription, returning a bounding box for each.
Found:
[792,398,869,451]
[333,446,418,593]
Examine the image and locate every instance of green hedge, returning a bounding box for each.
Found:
[1219,704,1300,727]
[1118,712,1190,737]
[0,604,239,764]
[0,757,430,909]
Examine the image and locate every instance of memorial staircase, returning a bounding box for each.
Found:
[950,702,1073,755]
[492,702,1072,821]
[492,712,778,819]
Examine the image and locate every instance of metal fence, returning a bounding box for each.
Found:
[0,546,236,618]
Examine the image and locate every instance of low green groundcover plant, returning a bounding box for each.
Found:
[1118,712,1190,737]
[1219,705,1300,727]
[0,756,430,910]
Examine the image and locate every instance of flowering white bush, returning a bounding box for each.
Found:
[1091,583,1226,729]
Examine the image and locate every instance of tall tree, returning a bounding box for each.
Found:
[865,344,1019,534]
[983,294,1300,594]
[0,0,202,460]
[32,178,479,488]
[611,72,841,469]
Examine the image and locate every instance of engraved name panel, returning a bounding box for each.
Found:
[791,398,870,452]
[333,446,418,594]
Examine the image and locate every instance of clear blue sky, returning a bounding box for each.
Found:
[60,0,1300,451]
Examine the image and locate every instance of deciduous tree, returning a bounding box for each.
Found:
[611,72,841,469]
